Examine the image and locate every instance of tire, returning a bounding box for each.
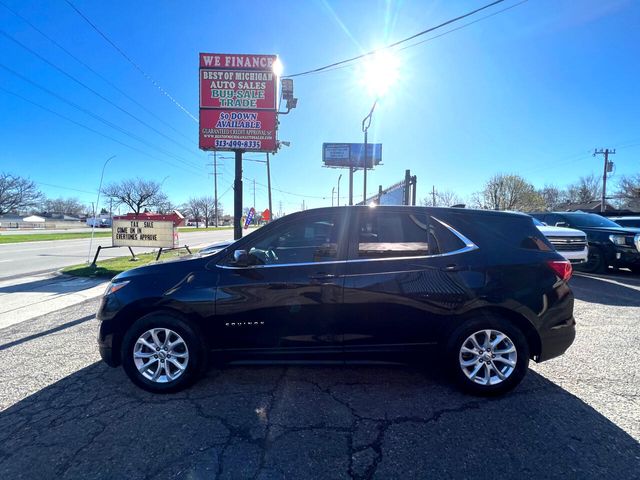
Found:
[578,246,605,273]
[447,316,530,396]
[121,311,206,393]
[629,266,640,275]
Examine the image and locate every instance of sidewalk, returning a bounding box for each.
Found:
[0,273,108,330]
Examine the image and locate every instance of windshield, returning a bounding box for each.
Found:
[568,214,621,228]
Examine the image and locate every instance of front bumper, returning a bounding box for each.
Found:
[98,326,119,367]
[559,246,588,264]
[611,247,640,269]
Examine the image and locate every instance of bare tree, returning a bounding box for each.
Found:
[101,178,168,214]
[185,197,203,227]
[156,199,178,215]
[0,173,43,214]
[475,174,544,212]
[196,196,215,227]
[537,185,564,211]
[616,174,640,209]
[422,190,463,207]
[43,197,87,217]
[565,174,601,204]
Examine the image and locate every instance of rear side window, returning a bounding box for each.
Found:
[356,211,465,259]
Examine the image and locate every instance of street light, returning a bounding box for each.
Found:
[337,174,342,207]
[87,155,116,264]
[358,50,400,203]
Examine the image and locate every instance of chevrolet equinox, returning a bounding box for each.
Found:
[97,206,576,395]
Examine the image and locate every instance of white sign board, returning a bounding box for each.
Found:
[112,219,177,248]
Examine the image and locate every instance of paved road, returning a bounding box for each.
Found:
[0,229,236,280]
[0,272,638,479]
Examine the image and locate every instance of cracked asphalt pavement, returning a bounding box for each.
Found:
[1,272,639,479]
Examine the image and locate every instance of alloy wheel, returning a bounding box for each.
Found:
[458,329,517,386]
[133,328,189,383]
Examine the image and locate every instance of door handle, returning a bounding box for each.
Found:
[309,273,336,280]
[441,264,467,272]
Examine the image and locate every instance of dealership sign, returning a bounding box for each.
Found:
[199,53,278,152]
[112,219,178,249]
[322,143,383,168]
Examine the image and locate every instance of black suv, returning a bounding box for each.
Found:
[531,212,640,273]
[97,206,576,395]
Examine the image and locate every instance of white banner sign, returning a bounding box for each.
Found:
[112,219,177,248]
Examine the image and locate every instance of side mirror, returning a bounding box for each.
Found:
[555,222,568,227]
[232,249,250,267]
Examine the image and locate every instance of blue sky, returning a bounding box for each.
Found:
[1,0,639,214]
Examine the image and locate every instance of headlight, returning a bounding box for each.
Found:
[609,234,627,246]
[104,280,129,296]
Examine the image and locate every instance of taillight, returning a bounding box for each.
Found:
[547,260,572,281]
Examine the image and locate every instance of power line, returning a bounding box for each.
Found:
[0,63,202,172]
[0,0,196,146]
[64,0,198,123]
[0,29,200,162]
[284,0,508,78]
[398,0,528,52]
[0,86,202,175]
[293,1,528,79]
[34,181,96,195]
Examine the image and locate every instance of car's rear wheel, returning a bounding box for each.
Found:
[121,312,205,393]
[447,317,529,396]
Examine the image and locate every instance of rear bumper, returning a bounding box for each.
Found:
[537,316,576,362]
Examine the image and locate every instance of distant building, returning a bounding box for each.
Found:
[555,200,616,213]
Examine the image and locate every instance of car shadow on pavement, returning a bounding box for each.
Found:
[0,275,105,294]
[1,362,638,480]
[570,273,640,307]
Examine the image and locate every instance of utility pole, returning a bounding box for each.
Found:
[337,174,342,207]
[331,187,335,207]
[253,179,256,210]
[432,185,436,207]
[349,167,353,205]
[594,148,616,212]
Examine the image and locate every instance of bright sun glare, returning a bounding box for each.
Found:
[360,50,401,98]
[272,58,284,77]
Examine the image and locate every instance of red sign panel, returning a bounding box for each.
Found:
[199,109,277,151]
[199,53,278,153]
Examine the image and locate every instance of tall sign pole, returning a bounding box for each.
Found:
[234,150,243,239]
[213,151,218,227]
[266,153,273,222]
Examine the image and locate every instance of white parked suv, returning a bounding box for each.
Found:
[532,217,588,264]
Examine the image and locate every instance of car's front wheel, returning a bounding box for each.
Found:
[448,317,529,396]
[578,246,605,273]
[121,312,206,393]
